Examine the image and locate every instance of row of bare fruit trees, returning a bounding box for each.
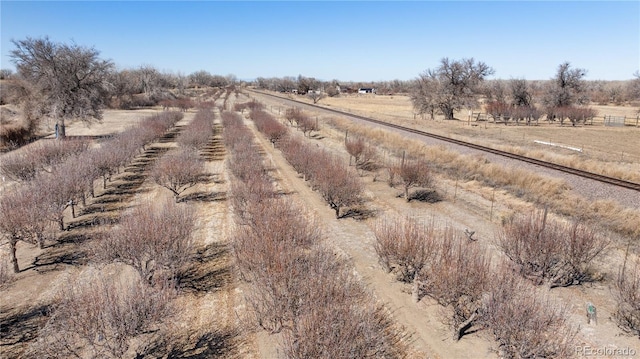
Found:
[0,106,224,357]
[246,98,640,354]
[0,111,184,273]
[222,108,411,357]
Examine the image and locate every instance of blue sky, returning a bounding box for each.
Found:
[1,1,638,82]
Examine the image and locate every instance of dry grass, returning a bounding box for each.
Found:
[313,94,640,183]
[325,116,640,240]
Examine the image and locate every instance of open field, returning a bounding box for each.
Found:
[292,93,640,184]
[1,90,639,358]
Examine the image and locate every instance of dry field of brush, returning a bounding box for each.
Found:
[1,88,639,358]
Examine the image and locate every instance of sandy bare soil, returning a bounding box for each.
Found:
[1,92,639,358]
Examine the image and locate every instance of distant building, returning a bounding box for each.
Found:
[358,88,375,94]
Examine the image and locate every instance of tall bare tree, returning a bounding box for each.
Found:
[9,37,113,139]
[411,58,494,120]
[542,62,588,110]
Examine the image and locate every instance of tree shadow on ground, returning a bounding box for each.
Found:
[410,189,442,203]
[0,304,51,351]
[138,327,240,359]
[180,191,227,203]
[177,243,232,295]
[340,206,378,221]
[30,230,102,273]
[157,128,182,143]
[200,140,226,161]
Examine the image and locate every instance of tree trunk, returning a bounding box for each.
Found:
[56,119,66,139]
[454,310,478,341]
[331,204,340,218]
[412,277,420,303]
[405,186,410,202]
[443,108,455,120]
[10,239,19,273]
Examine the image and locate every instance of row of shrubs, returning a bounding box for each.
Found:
[31,199,193,358]
[0,111,184,273]
[149,108,218,202]
[484,101,598,126]
[373,214,580,357]
[6,109,209,357]
[222,109,411,357]
[246,105,364,218]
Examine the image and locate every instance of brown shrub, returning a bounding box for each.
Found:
[297,116,318,137]
[0,187,49,272]
[176,108,215,149]
[283,252,408,358]
[29,270,175,358]
[419,229,491,340]
[93,200,195,285]
[391,158,432,201]
[312,155,363,218]
[232,198,322,332]
[0,139,89,181]
[151,148,204,202]
[614,257,640,337]
[373,215,437,283]
[480,268,578,358]
[497,209,610,287]
[251,109,289,146]
[284,107,305,127]
[345,136,365,165]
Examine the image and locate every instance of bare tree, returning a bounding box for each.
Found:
[345,136,365,166]
[481,268,578,358]
[373,215,437,283]
[10,37,113,139]
[0,68,13,79]
[284,107,304,127]
[411,58,494,120]
[626,70,640,103]
[313,156,363,218]
[392,158,432,202]
[151,148,204,202]
[542,62,588,117]
[177,108,215,149]
[0,187,49,272]
[307,90,326,104]
[93,200,195,284]
[30,271,175,358]
[250,109,288,146]
[298,116,319,137]
[614,257,640,337]
[283,254,408,358]
[510,78,533,107]
[497,209,609,287]
[419,230,491,340]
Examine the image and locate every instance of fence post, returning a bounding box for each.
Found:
[489,187,496,221]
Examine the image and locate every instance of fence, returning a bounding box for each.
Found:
[466,112,639,128]
[604,115,626,127]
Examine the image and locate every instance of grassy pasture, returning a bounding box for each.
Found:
[311,94,640,183]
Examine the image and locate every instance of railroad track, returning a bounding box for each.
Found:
[250,89,640,192]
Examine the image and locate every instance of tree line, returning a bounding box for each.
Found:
[3,37,639,148]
